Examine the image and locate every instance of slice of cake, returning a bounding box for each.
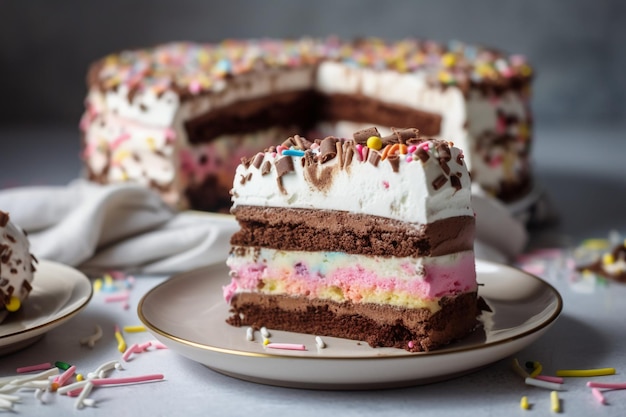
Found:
[0,211,37,323]
[81,37,533,212]
[224,127,479,352]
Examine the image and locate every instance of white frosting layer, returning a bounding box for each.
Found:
[231,140,473,224]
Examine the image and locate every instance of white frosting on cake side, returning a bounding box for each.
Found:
[0,211,36,322]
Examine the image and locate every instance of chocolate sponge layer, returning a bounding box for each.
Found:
[227,292,480,352]
[230,206,475,257]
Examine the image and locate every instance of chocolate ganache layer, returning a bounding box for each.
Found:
[227,292,480,352]
[230,206,475,257]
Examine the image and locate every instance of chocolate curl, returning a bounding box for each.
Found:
[240,156,253,169]
[368,149,381,167]
[261,161,272,175]
[387,154,400,172]
[319,136,338,163]
[416,147,430,162]
[436,143,452,161]
[252,153,265,169]
[391,127,420,144]
[353,127,380,143]
[0,211,9,227]
[275,156,295,178]
[336,141,344,169]
[343,145,355,168]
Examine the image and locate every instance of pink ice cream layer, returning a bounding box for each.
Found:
[224,251,476,305]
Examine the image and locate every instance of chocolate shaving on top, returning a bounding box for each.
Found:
[319,136,339,163]
[261,161,272,175]
[0,211,9,227]
[353,127,381,143]
[387,155,400,172]
[368,150,381,167]
[275,156,295,178]
[439,159,451,175]
[252,153,265,169]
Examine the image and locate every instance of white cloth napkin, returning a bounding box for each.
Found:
[0,180,238,275]
[0,179,528,275]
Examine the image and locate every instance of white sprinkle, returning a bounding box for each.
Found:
[80,325,103,348]
[315,336,326,349]
[34,388,46,404]
[57,380,88,395]
[246,327,254,341]
[260,327,270,338]
[0,398,13,409]
[75,382,94,409]
[8,367,59,386]
[524,377,564,391]
[82,398,97,407]
[0,393,20,402]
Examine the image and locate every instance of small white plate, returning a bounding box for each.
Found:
[0,260,92,355]
[139,259,562,389]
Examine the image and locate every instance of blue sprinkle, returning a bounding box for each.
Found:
[282,149,305,157]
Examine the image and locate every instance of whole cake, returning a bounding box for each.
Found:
[223,127,479,352]
[0,211,37,323]
[80,37,533,212]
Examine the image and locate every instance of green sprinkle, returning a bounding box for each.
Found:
[54,361,71,370]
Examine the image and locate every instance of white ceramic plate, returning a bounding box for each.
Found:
[139,259,562,389]
[0,260,92,355]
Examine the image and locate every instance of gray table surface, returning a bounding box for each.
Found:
[0,123,625,416]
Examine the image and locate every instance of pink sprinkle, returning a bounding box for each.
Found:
[110,133,131,150]
[407,145,417,153]
[16,362,53,373]
[105,292,130,303]
[408,341,415,349]
[89,374,164,386]
[535,375,564,384]
[150,340,169,349]
[587,381,626,390]
[265,343,307,351]
[122,343,139,361]
[355,144,364,161]
[382,181,389,189]
[165,128,177,142]
[54,365,77,387]
[276,145,287,155]
[136,341,152,352]
[188,80,201,94]
[591,388,606,405]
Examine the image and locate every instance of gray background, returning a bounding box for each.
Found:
[1,0,625,126]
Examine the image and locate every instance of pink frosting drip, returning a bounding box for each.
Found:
[223,253,476,302]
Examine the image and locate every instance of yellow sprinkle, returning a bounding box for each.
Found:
[520,64,533,77]
[582,238,609,250]
[5,296,21,312]
[441,52,457,68]
[146,137,156,151]
[263,338,270,346]
[76,374,84,381]
[603,253,615,265]
[438,70,453,84]
[520,396,530,410]
[366,136,382,151]
[529,361,543,378]
[123,325,147,333]
[114,328,127,353]
[113,149,131,164]
[104,274,113,287]
[556,368,615,377]
[93,279,102,292]
[550,391,560,413]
